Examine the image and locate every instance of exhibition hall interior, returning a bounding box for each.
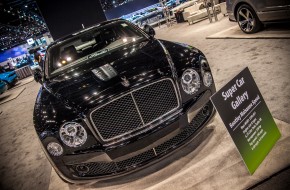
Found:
[0,0,290,189]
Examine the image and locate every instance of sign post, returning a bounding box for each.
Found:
[211,67,281,174]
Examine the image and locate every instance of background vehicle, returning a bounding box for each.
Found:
[132,7,164,26]
[226,0,290,33]
[15,54,38,69]
[166,0,187,8]
[0,70,18,89]
[15,59,30,69]
[0,80,8,94]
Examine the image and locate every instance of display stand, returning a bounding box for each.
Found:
[159,0,174,27]
[15,66,33,79]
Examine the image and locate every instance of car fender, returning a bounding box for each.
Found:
[231,0,259,20]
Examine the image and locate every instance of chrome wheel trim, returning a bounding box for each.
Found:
[238,8,255,32]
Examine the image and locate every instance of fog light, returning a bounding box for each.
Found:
[203,72,213,87]
[47,142,63,156]
[202,105,210,116]
[76,165,90,174]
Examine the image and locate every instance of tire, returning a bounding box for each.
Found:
[4,81,11,89]
[236,4,262,34]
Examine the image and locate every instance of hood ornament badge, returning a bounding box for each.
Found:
[121,76,130,87]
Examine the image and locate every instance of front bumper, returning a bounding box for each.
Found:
[45,89,216,183]
[7,74,18,86]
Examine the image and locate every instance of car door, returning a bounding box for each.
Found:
[255,0,289,12]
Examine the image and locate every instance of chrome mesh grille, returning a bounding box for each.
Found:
[90,79,179,141]
[132,79,178,124]
[90,95,142,140]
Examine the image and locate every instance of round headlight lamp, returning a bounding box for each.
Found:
[181,69,201,95]
[203,72,213,87]
[59,122,87,147]
[47,142,63,156]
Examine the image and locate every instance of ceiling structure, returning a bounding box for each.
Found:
[100,0,134,11]
[0,0,48,51]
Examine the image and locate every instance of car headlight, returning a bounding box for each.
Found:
[200,58,213,87]
[47,142,63,156]
[203,72,213,87]
[181,69,201,95]
[59,122,87,147]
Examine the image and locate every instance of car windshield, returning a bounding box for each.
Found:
[47,21,146,76]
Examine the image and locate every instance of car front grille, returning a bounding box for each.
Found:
[69,102,213,177]
[90,79,179,141]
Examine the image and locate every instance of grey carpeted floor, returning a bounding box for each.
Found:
[155,15,290,123]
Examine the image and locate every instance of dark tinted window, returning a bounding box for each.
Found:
[47,21,145,76]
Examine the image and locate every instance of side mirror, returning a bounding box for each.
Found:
[144,24,155,38]
[34,69,43,85]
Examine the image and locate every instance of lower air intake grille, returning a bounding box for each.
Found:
[116,149,156,170]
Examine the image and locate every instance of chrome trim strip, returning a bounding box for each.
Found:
[157,40,183,103]
[264,5,290,9]
[130,92,145,125]
[83,117,100,141]
[89,78,180,142]
[153,148,157,156]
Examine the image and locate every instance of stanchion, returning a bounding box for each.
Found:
[204,0,218,23]
[159,0,173,27]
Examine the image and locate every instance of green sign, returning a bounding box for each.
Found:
[211,67,280,174]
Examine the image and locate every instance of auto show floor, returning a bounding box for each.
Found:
[0,15,290,190]
[206,24,290,39]
[48,117,290,190]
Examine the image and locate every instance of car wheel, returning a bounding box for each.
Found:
[4,81,11,89]
[237,4,262,34]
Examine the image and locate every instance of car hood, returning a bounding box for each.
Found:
[44,39,173,112]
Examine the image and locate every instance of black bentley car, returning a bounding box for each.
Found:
[33,19,216,183]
